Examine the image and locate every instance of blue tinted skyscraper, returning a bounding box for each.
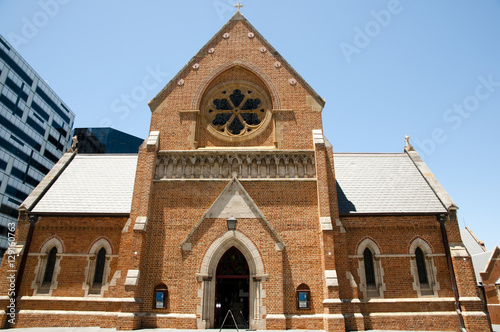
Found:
[73,127,143,154]
[0,34,75,255]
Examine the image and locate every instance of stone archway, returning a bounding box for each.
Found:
[197,231,266,330]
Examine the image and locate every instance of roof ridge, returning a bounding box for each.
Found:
[19,151,77,213]
[404,149,455,211]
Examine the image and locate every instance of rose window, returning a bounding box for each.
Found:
[203,82,272,141]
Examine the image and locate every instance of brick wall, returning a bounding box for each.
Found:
[481,247,500,324]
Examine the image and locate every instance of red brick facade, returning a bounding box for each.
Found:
[480,247,500,324]
[0,12,492,331]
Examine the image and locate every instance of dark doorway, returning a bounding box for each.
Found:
[215,247,250,329]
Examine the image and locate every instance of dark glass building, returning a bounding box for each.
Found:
[0,34,75,254]
[73,127,143,154]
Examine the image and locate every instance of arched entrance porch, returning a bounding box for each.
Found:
[197,231,267,330]
[215,246,249,328]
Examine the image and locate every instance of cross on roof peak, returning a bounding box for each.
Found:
[234,2,243,13]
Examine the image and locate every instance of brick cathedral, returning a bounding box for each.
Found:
[0,11,491,331]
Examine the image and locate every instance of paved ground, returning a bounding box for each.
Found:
[2,327,499,331]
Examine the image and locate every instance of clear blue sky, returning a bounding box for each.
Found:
[0,1,499,249]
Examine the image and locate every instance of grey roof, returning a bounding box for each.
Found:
[32,155,137,214]
[31,152,448,215]
[334,153,447,214]
[460,228,486,256]
[461,228,494,284]
[469,251,493,284]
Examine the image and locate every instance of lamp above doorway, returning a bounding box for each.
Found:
[227,216,237,231]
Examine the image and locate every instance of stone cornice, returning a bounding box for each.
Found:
[155,150,316,180]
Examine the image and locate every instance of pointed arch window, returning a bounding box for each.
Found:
[415,247,429,286]
[84,238,113,296]
[409,239,440,297]
[357,239,385,298]
[33,237,63,296]
[89,248,107,295]
[93,248,106,284]
[363,248,376,287]
[42,247,57,287]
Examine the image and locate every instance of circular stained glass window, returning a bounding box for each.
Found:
[202,82,272,141]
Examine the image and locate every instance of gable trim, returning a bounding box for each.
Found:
[149,12,324,111]
[405,149,455,211]
[19,151,77,214]
[180,177,285,250]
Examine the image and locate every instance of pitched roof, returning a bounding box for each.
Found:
[460,228,486,256]
[29,152,449,216]
[32,155,137,215]
[469,250,493,285]
[334,153,447,214]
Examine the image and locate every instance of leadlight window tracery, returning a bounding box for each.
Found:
[210,88,264,135]
[203,82,272,141]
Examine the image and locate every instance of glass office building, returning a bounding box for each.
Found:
[73,127,143,154]
[0,34,75,255]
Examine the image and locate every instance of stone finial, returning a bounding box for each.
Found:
[69,135,78,152]
[404,134,414,151]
